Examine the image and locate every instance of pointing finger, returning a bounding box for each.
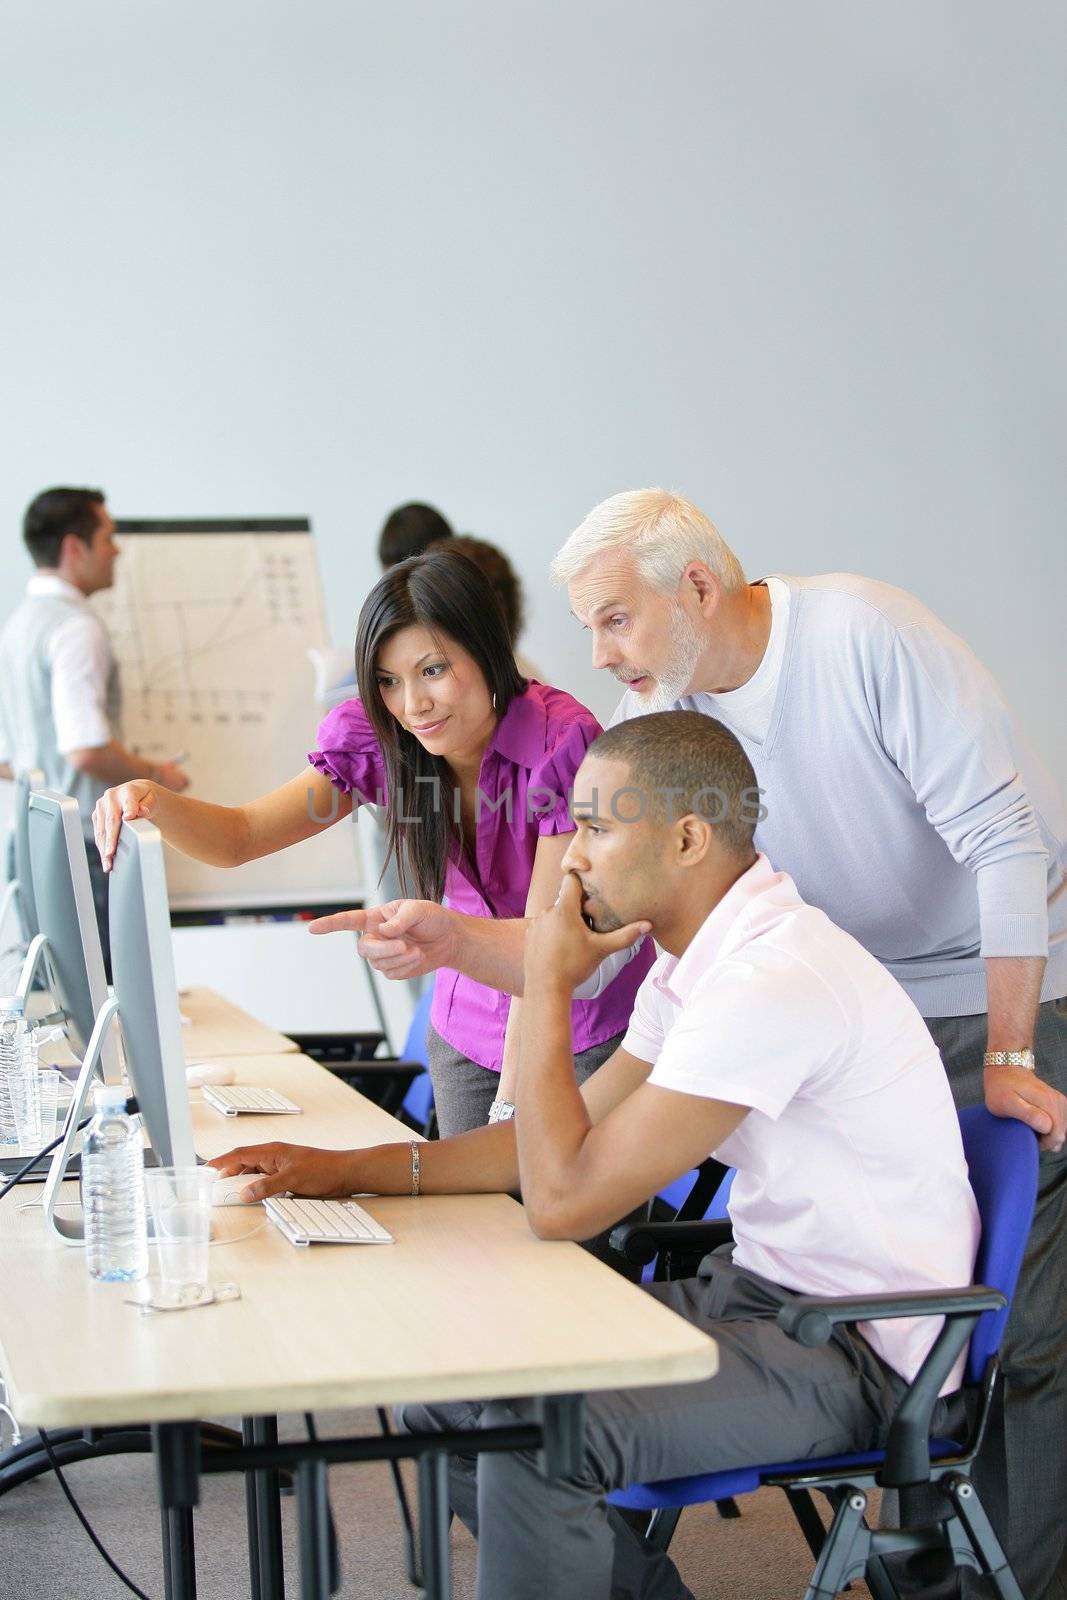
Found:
[308,909,371,936]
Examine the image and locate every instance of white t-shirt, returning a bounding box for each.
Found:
[623,853,979,1387]
[701,576,789,745]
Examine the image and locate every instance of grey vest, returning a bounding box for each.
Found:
[0,592,121,825]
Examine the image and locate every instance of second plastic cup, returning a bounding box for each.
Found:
[144,1167,216,1305]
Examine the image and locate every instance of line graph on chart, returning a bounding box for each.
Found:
[90,526,363,907]
[94,534,322,741]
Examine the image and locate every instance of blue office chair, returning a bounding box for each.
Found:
[609,1107,1038,1600]
[652,1160,734,1246]
[399,984,436,1135]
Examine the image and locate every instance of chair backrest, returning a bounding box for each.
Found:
[401,985,434,1066]
[657,1163,734,1220]
[400,984,435,1126]
[959,1105,1038,1384]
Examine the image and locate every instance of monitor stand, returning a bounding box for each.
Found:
[42,998,119,1243]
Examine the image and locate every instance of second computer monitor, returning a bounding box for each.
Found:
[13,767,44,942]
[25,789,121,1081]
[109,819,195,1169]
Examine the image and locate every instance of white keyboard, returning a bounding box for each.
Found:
[264,1195,394,1248]
[201,1085,302,1117]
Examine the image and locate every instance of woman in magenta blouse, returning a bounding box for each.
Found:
[92,548,652,1135]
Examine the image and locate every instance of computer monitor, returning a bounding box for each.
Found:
[108,818,195,1170]
[12,767,44,943]
[42,816,196,1241]
[22,789,121,1081]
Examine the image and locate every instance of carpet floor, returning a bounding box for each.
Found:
[0,1407,878,1599]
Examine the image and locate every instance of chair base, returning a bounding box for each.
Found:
[618,1465,1022,1600]
[797,1473,1022,1600]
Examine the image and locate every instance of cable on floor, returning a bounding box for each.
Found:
[38,1427,156,1600]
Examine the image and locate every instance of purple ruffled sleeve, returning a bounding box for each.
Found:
[308,698,388,806]
[526,713,602,836]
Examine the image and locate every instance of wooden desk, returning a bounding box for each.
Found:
[0,1053,718,1597]
[34,986,299,1073]
[179,987,300,1061]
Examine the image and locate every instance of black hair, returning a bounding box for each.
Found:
[377,502,453,568]
[448,534,525,643]
[588,711,762,858]
[355,547,526,900]
[23,487,105,568]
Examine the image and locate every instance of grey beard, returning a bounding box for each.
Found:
[641,674,688,714]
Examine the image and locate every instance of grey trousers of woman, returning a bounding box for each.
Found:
[426,1021,620,1138]
[427,1022,645,1275]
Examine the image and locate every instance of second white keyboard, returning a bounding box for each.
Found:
[201,1085,302,1116]
[264,1196,394,1247]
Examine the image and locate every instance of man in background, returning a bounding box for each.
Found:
[0,486,188,958]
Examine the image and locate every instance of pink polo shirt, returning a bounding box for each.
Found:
[310,682,654,1071]
[624,854,979,1388]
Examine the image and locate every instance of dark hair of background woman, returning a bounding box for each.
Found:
[355,548,526,901]
[447,534,525,643]
[376,502,453,568]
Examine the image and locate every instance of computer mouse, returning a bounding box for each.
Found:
[211,1175,262,1207]
[186,1062,237,1088]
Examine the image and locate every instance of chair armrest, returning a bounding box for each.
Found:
[776,1285,1005,1349]
[777,1284,1006,1488]
[285,1030,387,1063]
[326,1058,426,1078]
[609,1218,734,1268]
[316,1059,425,1116]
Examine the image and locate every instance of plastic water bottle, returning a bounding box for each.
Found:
[0,996,25,1148]
[83,1084,149,1282]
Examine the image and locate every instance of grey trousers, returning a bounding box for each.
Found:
[925,999,1067,1600]
[426,1022,621,1138]
[397,1254,942,1600]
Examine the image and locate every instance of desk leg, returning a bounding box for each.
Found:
[251,1416,285,1600]
[418,1450,452,1600]
[298,1457,332,1599]
[540,1394,585,1478]
[152,1423,200,1600]
[242,1419,262,1600]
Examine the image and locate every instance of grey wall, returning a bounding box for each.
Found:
[2,0,1064,788]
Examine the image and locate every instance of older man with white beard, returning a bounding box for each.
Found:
[550,488,1067,1600]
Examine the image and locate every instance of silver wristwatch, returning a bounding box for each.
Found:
[983,1049,1036,1071]
[488,1099,516,1123]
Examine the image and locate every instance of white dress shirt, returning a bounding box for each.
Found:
[624,853,979,1387]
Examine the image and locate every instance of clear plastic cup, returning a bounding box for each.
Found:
[144,1167,216,1306]
[37,1070,61,1148]
[14,1068,62,1153]
[10,1062,42,1155]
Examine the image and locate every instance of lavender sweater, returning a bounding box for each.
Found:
[610,573,1067,1018]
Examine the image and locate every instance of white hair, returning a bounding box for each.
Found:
[551,488,746,595]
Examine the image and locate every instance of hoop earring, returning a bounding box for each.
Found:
[492,693,497,711]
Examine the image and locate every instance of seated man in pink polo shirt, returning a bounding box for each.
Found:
[212,711,981,1600]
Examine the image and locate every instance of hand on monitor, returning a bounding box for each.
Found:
[207,1142,359,1202]
[93,781,159,871]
